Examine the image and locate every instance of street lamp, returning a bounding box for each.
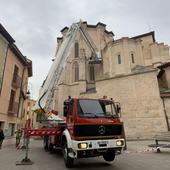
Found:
[20,89,31,149]
[26,90,30,98]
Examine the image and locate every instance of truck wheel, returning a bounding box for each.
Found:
[103,149,115,162]
[63,141,74,168]
[48,143,54,152]
[43,137,49,151]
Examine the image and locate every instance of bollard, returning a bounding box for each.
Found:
[16,136,34,165]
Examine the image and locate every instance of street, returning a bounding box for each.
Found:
[0,139,170,170]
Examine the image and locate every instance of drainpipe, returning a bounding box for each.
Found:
[161,97,170,131]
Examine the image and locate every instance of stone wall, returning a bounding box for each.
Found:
[165,67,170,89]
[163,97,170,130]
[54,22,170,139]
[56,70,167,139]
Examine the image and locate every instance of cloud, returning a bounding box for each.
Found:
[0,0,170,98]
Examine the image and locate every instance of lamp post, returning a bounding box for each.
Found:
[20,89,31,149]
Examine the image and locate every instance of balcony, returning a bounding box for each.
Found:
[8,102,19,116]
[11,74,22,89]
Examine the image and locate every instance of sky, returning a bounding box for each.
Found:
[0,0,170,99]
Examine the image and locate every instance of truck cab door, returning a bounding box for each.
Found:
[66,100,74,137]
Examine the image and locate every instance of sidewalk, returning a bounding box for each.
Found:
[126,140,170,153]
[3,137,15,147]
[0,139,170,170]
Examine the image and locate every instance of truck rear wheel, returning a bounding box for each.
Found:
[103,149,115,162]
[63,141,74,168]
[43,136,49,151]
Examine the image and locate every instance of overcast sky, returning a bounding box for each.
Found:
[0,0,170,99]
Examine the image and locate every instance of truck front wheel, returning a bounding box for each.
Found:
[103,149,115,162]
[63,141,74,168]
[48,143,54,152]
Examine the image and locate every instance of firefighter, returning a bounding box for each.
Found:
[0,128,5,149]
[15,129,23,149]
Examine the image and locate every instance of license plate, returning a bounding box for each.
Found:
[97,141,108,145]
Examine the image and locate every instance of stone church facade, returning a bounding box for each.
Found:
[54,21,170,139]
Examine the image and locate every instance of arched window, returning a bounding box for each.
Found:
[131,52,135,63]
[75,42,79,58]
[73,62,79,82]
[89,65,95,81]
[117,54,121,64]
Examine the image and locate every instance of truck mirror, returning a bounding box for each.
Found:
[63,106,68,117]
[116,104,121,117]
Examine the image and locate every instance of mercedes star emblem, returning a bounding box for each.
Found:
[98,125,106,135]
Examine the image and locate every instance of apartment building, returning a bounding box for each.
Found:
[0,24,32,143]
[21,98,38,129]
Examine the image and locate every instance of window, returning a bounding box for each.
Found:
[7,123,15,137]
[12,65,19,83]
[69,102,74,116]
[75,42,79,58]
[8,90,16,112]
[72,62,79,82]
[69,100,74,122]
[74,63,79,82]
[89,65,95,81]
[131,53,135,63]
[118,54,121,64]
[0,121,4,129]
[77,99,117,118]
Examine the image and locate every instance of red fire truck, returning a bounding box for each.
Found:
[34,97,125,168]
[28,22,125,168]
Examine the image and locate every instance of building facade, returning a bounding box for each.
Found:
[52,21,170,139]
[21,98,38,129]
[157,62,170,131]
[0,24,32,144]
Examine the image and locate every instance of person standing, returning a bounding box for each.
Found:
[0,128,5,149]
[15,129,23,149]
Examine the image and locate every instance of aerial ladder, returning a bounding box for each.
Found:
[34,21,100,121]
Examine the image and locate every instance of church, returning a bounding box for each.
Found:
[53,21,170,139]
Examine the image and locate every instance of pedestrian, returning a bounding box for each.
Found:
[15,128,23,149]
[0,128,5,149]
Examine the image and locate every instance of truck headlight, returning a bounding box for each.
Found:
[116,140,124,146]
[78,143,88,149]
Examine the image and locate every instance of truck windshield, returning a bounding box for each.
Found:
[77,99,118,118]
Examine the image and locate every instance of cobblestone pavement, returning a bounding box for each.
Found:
[0,139,170,170]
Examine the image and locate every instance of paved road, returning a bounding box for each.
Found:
[0,140,170,170]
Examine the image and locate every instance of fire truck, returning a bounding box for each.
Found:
[42,97,125,168]
[30,21,125,168]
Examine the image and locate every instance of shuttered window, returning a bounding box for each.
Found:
[75,66,79,82]
[8,90,16,111]
[13,65,19,83]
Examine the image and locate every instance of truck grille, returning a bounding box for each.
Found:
[74,124,122,138]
